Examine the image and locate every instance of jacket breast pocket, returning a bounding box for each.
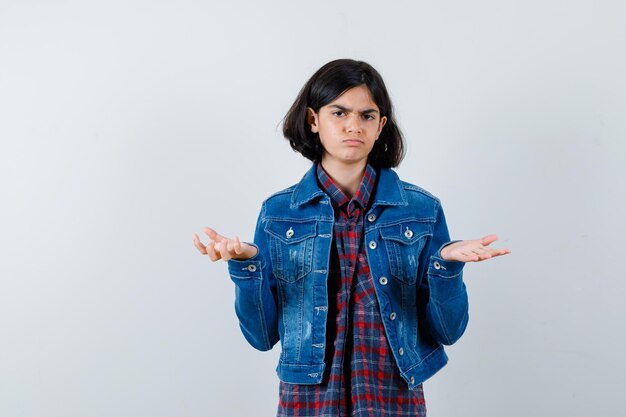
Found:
[380,221,431,285]
[265,219,316,282]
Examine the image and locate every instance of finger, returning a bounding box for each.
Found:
[473,247,512,262]
[205,240,221,261]
[233,236,243,255]
[480,234,498,246]
[193,233,208,254]
[213,240,224,256]
[203,227,224,242]
[215,239,230,261]
[489,248,512,258]
[225,239,236,261]
[477,251,493,260]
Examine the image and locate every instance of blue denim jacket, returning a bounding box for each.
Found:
[227,165,469,389]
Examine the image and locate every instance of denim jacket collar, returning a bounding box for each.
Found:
[290,163,408,209]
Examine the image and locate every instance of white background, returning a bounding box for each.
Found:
[1,0,625,416]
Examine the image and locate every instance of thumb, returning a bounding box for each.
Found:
[480,234,498,246]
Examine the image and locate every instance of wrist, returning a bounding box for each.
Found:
[438,240,463,262]
[232,244,259,260]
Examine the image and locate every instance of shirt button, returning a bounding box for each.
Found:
[433,261,441,270]
[367,213,376,222]
[404,228,413,239]
[379,276,388,285]
[247,264,257,272]
[410,376,415,385]
[398,347,404,356]
[286,227,294,239]
[389,312,396,320]
[368,241,377,250]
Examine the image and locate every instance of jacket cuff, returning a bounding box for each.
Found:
[427,254,464,278]
[432,240,465,275]
[227,243,263,281]
[428,243,465,300]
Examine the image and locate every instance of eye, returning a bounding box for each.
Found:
[363,113,376,121]
[332,110,345,117]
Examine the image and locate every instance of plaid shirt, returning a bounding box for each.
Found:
[277,163,426,417]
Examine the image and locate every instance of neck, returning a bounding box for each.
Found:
[320,159,367,199]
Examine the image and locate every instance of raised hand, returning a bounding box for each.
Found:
[440,234,511,263]
[193,227,258,262]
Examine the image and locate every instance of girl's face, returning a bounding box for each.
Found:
[307,84,387,170]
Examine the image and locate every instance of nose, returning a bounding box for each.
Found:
[345,114,362,134]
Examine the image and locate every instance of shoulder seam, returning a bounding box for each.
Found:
[263,184,297,203]
[400,181,441,202]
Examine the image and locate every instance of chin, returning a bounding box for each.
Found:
[340,155,368,165]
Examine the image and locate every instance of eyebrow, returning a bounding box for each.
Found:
[328,104,379,114]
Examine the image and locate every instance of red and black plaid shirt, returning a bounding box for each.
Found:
[277,163,426,417]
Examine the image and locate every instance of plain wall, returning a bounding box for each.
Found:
[1,0,625,416]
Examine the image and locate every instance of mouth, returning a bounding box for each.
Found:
[343,138,364,145]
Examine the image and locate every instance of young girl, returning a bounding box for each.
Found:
[193,59,510,416]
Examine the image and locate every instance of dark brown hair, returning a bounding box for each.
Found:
[282,59,405,168]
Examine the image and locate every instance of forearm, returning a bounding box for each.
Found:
[228,252,279,351]
[423,254,469,345]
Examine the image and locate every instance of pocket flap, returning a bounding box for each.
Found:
[380,221,430,244]
[265,219,317,243]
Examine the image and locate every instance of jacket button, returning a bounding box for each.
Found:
[404,228,413,239]
[389,312,396,320]
[398,347,404,356]
[379,276,388,285]
[368,241,377,249]
[286,227,294,239]
[410,376,415,385]
[367,213,376,222]
[433,261,441,270]
[247,264,257,272]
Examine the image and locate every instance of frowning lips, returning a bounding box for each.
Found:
[342,138,364,144]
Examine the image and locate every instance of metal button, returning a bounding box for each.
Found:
[410,376,415,385]
[389,312,396,320]
[404,228,413,239]
[433,261,441,270]
[368,241,377,250]
[247,264,257,272]
[379,276,388,285]
[399,347,404,356]
[367,213,376,222]
[285,227,294,239]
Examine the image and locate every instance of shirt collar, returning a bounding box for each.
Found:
[290,164,407,209]
[316,162,377,210]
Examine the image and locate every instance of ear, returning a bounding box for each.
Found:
[307,107,319,133]
[376,116,388,139]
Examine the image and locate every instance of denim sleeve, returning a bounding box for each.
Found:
[417,202,469,346]
[226,202,279,351]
